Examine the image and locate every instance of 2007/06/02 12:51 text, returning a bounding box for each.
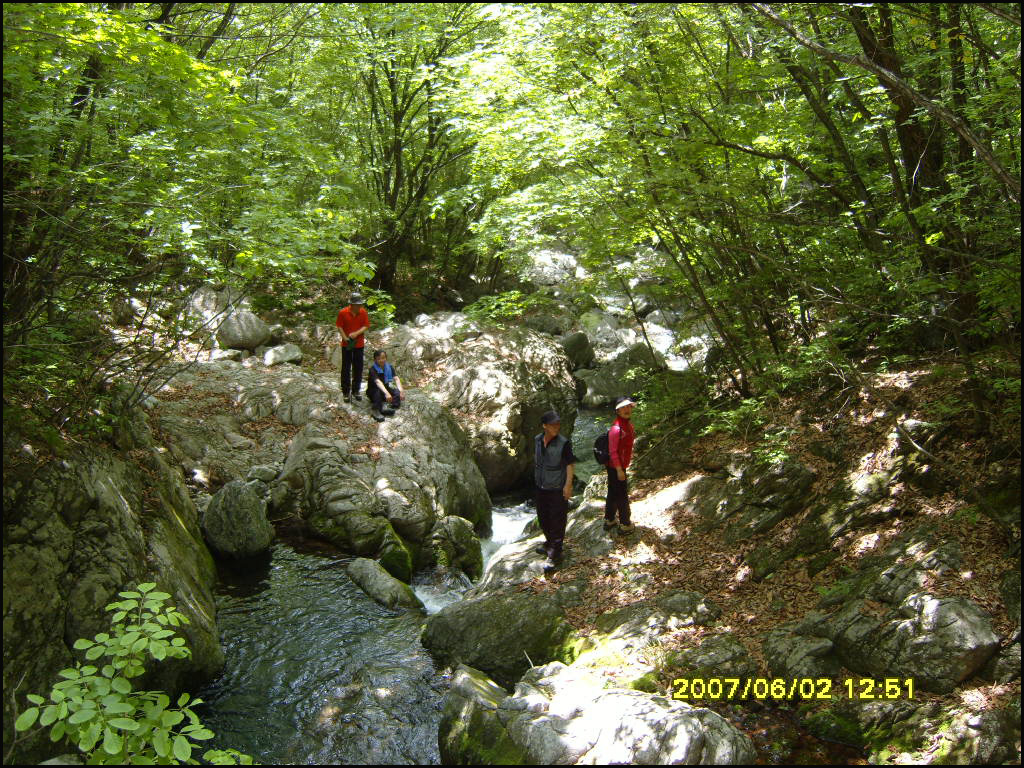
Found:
[671,677,916,701]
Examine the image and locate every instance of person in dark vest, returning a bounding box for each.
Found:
[534,410,579,569]
[367,349,403,422]
[336,292,370,403]
[605,396,637,534]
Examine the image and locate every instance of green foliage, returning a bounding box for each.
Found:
[463,290,557,326]
[14,583,253,765]
[702,398,769,442]
[753,428,795,467]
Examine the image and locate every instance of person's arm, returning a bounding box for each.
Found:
[608,423,626,481]
[337,312,349,344]
[350,309,370,339]
[562,441,576,500]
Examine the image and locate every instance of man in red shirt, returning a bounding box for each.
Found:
[336,292,370,403]
[605,396,637,533]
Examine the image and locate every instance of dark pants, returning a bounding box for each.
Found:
[536,489,568,557]
[605,467,631,525]
[370,383,401,412]
[341,346,364,396]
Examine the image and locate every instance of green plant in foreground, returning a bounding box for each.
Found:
[14,583,252,765]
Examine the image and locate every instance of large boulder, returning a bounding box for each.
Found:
[216,309,271,351]
[3,415,222,764]
[277,393,491,580]
[559,331,595,371]
[422,590,575,688]
[201,480,274,558]
[440,663,757,765]
[377,313,578,492]
[830,595,1000,693]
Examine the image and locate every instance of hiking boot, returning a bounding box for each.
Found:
[618,522,635,534]
[371,410,385,423]
[343,395,352,403]
[353,392,363,402]
[381,407,396,416]
[535,544,548,555]
[603,519,617,532]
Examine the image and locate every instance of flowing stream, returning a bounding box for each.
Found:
[195,411,604,764]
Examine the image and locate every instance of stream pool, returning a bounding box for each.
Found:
[195,410,606,764]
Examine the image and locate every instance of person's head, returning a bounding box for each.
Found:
[349,292,364,310]
[614,396,636,419]
[373,349,387,365]
[541,410,561,438]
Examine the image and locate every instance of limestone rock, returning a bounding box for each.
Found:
[263,343,303,366]
[377,313,577,492]
[594,591,721,641]
[422,590,574,688]
[3,416,222,763]
[559,331,595,371]
[439,663,756,765]
[429,516,484,581]
[830,595,1000,693]
[668,635,759,685]
[347,557,424,610]
[201,480,274,558]
[216,309,271,351]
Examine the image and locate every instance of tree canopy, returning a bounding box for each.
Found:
[3,2,1020,438]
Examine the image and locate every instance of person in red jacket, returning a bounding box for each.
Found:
[336,292,370,403]
[605,396,637,533]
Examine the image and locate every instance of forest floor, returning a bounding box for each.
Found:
[523,358,1022,764]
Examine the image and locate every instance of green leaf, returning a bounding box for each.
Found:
[137,582,156,593]
[119,591,142,599]
[103,725,124,755]
[50,721,66,742]
[74,638,95,650]
[153,727,171,757]
[111,677,132,694]
[173,734,192,761]
[108,717,140,731]
[68,708,97,724]
[15,707,39,731]
[40,705,59,727]
[161,710,184,727]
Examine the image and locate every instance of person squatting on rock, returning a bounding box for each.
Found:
[368,350,403,422]
[605,396,637,534]
[534,410,578,569]
[337,292,370,403]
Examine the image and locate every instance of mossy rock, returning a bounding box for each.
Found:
[378,525,413,583]
[627,672,660,693]
[803,708,867,748]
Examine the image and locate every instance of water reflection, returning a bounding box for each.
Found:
[197,543,443,765]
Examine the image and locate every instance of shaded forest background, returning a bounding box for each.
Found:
[3,2,1020,447]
